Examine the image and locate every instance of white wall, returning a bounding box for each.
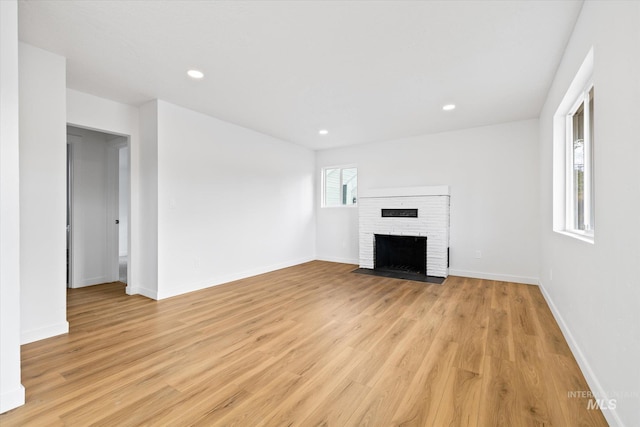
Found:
[73,97,316,300]
[19,43,68,344]
[0,0,25,413]
[538,2,640,426]
[68,127,118,287]
[316,119,540,284]
[155,100,316,299]
[137,100,159,298]
[67,89,140,294]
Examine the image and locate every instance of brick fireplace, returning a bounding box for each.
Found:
[359,186,450,279]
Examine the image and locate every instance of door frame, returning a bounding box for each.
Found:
[66,135,82,288]
[107,137,129,283]
[66,125,131,289]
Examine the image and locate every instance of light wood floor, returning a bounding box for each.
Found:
[1,261,607,426]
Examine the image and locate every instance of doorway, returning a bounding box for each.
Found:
[66,125,129,288]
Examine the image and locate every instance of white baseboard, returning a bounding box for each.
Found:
[538,281,624,427]
[156,256,316,300]
[128,284,158,300]
[448,268,539,285]
[0,384,25,414]
[315,255,359,265]
[72,275,111,288]
[21,321,69,345]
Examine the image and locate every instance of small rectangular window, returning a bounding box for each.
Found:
[322,166,357,207]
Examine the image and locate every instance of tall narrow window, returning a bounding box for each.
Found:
[322,166,357,207]
[567,85,594,234]
[553,48,594,243]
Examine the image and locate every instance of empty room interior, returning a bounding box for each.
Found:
[1,0,639,426]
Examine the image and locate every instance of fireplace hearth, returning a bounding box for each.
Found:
[353,233,443,283]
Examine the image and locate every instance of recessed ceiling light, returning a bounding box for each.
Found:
[187,69,204,79]
[319,129,329,135]
[442,104,456,111]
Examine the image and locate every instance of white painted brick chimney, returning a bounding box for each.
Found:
[359,186,450,278]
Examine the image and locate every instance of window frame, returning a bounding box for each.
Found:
[565,83,594,237]
[321,165,358,208]
[553,47,594,244]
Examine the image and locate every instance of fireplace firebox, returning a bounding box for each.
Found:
[374,234,427,275]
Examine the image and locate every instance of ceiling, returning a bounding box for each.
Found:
[18,0,583,150]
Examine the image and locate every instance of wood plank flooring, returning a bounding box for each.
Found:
[0,261,607,426]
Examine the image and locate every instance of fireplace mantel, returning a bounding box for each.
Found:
[359,185,450,199]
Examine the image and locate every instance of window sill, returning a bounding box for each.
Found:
[554,229,594,244]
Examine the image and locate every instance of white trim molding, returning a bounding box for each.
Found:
[449,269,539,286]
[21,321,69,345]
[0,384,25,414]
[316,256,359,265]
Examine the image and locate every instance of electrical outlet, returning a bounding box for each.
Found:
[474,250,482,259]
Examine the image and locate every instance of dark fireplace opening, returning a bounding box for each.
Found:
[375,234,427,275]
